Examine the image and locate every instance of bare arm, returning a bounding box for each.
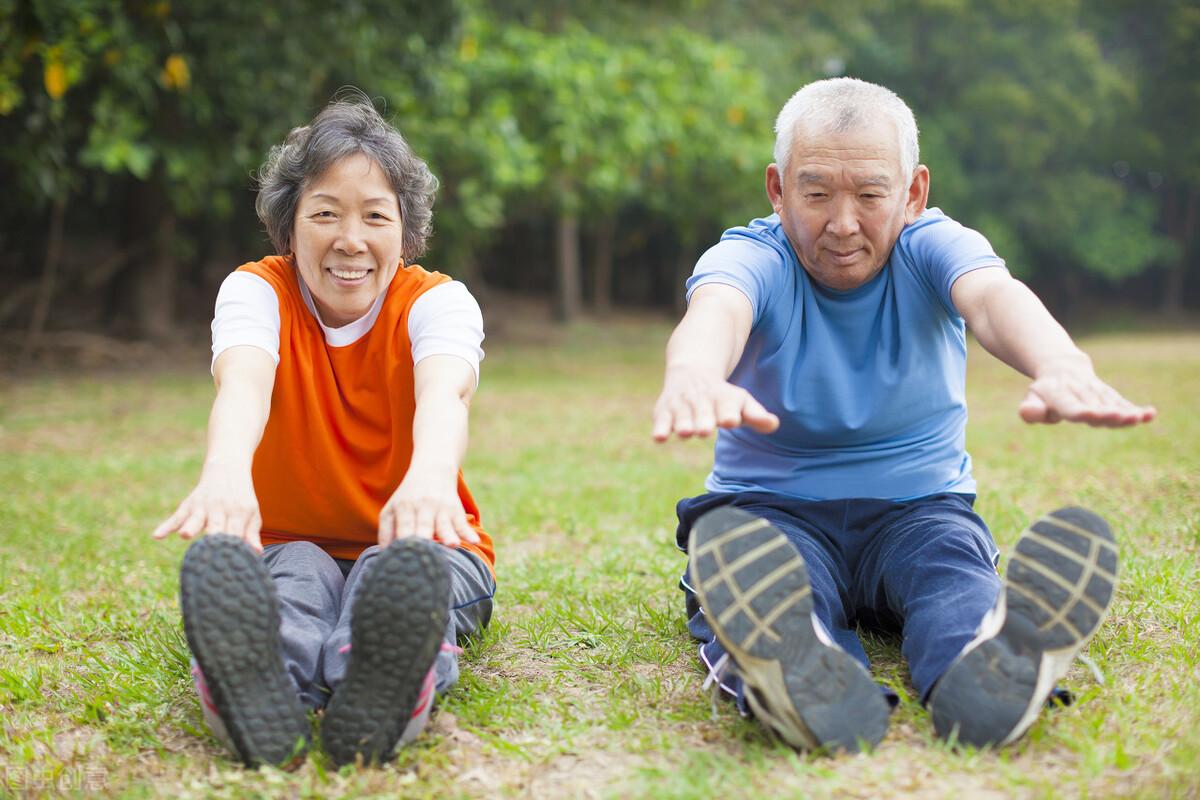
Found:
[378,354,481,548]
[951,268,1156,427]
[151,345,277,550]
[652,283,780,441]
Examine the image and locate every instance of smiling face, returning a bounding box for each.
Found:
[766,116,929,291]
[291,152,405,327]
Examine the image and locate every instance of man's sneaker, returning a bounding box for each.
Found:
[929,506,1118,748]
[688,506,890,753]
[180,535,311,767]
[321,539,450,766]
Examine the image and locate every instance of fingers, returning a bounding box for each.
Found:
[244,514,263,554]
[434,510,461,547]
[378,506,396,547]
[152,506,188,540]
[653,382,776,441]
[1023,376,1157,428]
[741,395,781,433]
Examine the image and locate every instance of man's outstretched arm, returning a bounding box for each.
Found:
[951,268,1156,427]
[652,283,780,441]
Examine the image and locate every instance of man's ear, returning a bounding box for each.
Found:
[905,164,930,224]
[766,163,784,215]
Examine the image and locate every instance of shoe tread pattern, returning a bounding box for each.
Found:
[689,506,888,752]
[931,506,1117,748]
[322,540,451,766]
[180,535,310,767]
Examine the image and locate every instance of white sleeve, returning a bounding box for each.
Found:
[210,272,281,374]
[408,281,484,386]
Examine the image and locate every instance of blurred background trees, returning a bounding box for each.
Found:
[1,0,1196,350]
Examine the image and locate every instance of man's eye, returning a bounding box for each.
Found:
[806,193,827,199]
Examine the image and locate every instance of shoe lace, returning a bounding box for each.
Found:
[1076,652,1105,686]
[701,652,731,721]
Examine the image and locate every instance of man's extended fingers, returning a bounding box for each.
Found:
[742,395,780,433]
[690,395,718,437]
[246,515,264,553]
[651,404,674,441]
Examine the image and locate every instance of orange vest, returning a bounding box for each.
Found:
[238,255,494,572]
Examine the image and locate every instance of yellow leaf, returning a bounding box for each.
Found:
[44,59,67,100]
[726,105,745,125]
[104,49,122,67]
[459,34,478,62]
[161,54,190,90]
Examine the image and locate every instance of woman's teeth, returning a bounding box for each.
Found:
[331,269,368,280]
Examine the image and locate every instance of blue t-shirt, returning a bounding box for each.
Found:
[687,208,1005,501]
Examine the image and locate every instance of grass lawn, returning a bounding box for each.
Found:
[1,319,1197,799]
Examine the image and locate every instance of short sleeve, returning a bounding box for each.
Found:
[408,281,484,386]
[904,212,1007,315]
[210,271,281,373]
[685,234,785,326]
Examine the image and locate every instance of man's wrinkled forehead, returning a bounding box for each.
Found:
[787,115,905,179]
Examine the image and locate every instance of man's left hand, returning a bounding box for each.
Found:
[1018,363,1156,427]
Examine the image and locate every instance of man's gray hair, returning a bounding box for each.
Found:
[773,77,920,181]
[255,89,438,259]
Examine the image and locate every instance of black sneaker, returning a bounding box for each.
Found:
[321,539,450,766]
[929,507,1118,748]
[688,506,890,753]
[180,535,311,767]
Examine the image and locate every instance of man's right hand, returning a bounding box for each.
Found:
[652,367,780,441]
[151,468,264,552]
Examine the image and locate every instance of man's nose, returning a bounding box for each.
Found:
[825,197,861,238]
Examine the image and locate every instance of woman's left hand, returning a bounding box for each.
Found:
[378,471,480,548]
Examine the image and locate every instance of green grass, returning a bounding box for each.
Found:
[1,319,1198,798]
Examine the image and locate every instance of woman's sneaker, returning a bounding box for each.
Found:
[688,506,890,753]
[180,535,311,767]
[929,506,1118,747]
[321,539,450,766]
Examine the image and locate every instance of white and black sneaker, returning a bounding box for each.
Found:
[929,506,1118,748]
[688,506,890,753]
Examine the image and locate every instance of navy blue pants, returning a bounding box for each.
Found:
[677,492,1001,704]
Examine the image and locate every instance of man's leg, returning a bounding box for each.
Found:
[860,497,1117,747]
[320,539,454,766]
[181,536,316,767]
[678,493,888,752]
[854,494,1002,703]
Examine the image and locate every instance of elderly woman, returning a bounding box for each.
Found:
[152,95,495,768]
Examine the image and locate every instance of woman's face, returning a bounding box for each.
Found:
[291,153,404,327]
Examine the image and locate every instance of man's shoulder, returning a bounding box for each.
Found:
[719,213,792,258]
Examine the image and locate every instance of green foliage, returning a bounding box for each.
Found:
[1,0,1197,315]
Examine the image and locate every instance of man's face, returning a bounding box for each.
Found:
[766,117,928,291]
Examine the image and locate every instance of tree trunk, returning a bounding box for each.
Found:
[134,209,178,341]
[1161,184,1197,317]
[591,215,616,315]
[556,211,582,322]
[20,194,68,366]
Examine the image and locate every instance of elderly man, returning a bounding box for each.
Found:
[653,77,1154,752]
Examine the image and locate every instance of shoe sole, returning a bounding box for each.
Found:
[689,506,890,753]
[180,535,310,767]
[930,506,1118,747]
[322,540,450,766]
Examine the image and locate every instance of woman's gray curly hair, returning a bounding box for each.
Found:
[255,89,438,260]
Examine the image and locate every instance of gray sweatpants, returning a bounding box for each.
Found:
[261,540,495,709]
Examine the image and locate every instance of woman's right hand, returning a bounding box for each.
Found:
[151,467,263,552]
